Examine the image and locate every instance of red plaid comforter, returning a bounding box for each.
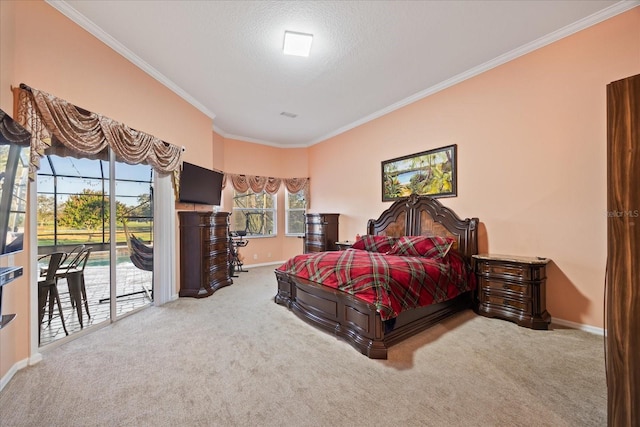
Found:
[276,248,475,321]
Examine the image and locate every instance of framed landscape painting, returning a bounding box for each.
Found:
[381,144,457,201]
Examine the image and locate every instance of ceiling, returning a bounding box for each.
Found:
[50,0,632,148]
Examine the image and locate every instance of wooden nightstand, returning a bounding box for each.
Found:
[473,254,551,330]
[335,241,353,251]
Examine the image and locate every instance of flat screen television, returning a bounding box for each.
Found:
[0,110,30,256]
[178,162,224,205]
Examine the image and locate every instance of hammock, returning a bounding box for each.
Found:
[128,233,153,272]
[122,221,153,272]
[98,221,153,303]
[98,227,153,303]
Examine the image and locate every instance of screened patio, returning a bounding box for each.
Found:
[37,154,154,346]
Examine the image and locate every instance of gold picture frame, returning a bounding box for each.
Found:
[381,144,457,201]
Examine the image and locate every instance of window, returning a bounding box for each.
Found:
[285,189,306,236]
[232,190,276,237]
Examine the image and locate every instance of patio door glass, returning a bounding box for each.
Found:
[113,160,154,318]
[36,152,154,346]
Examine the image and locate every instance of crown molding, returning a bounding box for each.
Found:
[214,125,309,148]
[47,0,216,120]
[48,0,638,148]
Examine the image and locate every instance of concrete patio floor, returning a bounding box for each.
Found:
[39,257,153,346]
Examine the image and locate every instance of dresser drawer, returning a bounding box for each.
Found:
[305,234,325,245]
[306,216,325,225]
[306,223,324,234]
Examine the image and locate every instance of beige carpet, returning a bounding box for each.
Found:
[0,266,606,426]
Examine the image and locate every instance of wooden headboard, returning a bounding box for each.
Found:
[366,194,479,260]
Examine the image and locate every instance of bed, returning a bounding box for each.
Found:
[274,194,479,359]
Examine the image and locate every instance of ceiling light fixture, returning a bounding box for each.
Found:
[283,31,313,57]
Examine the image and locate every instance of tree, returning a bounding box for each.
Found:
[37,195,55,226]
[58,189,127,241]
[129,193,152,219]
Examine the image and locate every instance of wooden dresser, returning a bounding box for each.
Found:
[178,211,232,298]
[473,254,551,330]
[304,213,339,253]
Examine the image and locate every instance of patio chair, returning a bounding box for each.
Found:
[55,247,92,328]
[39,244,85,279]
[38,252,68,344]
[54,244,86,309]
[58,244,86,271]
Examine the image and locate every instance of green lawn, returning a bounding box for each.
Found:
[37,222,153,247]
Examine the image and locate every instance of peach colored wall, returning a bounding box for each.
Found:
[1,0,214,380]
[212,131,225,171]
[220,137,308,264]
[0,0,28,385]
[0,1,16,109]
[309,8,640,329]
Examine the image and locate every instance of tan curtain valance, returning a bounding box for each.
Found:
[0,109,31,146]
[14,85,183,181]
[224,173,310,205]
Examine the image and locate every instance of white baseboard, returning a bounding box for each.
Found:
[552,318,604,335]
[30,353,43,365]
[241,261,284,269]
[0,353,39,392]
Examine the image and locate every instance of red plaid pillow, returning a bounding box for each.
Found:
[351,235,397,253]
[387,235,454,259]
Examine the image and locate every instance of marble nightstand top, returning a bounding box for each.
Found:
[472,254,550,265]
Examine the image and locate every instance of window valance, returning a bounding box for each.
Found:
[14,85,183,181]
[224,173,310,205]
[0,109,31,146]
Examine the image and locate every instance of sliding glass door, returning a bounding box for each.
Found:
[112,160,154,320]
[36,152,153,345]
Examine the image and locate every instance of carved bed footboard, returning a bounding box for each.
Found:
[275,270,471,359]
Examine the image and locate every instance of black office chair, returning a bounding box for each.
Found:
[229,231,248,277]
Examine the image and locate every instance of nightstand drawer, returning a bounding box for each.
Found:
[479,277,531,297]
[477,261,539,281]
[485,294,530,312]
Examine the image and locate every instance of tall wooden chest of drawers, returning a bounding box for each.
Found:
[473,254,551,330]
[178,211,232,298]
[304,213,339,253]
